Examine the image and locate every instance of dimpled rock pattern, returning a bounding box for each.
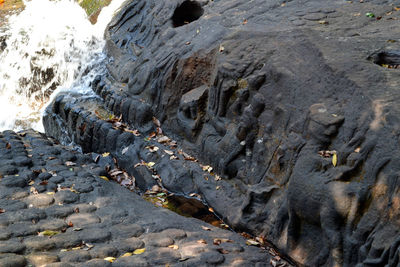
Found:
[0,130,281,266]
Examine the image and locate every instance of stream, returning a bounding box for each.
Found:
[0,0,125,131]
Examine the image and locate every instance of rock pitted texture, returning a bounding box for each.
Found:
[44,0,400,266]
[0,130,280,266]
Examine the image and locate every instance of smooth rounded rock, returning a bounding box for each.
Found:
[0,241,26,253]
[66,213,100,228]
[27,253,59,266]
[1,176,27,188]
[25,194,54,208]
[38,172,53,181]
[54,190,79,204]
[0,254,26,267]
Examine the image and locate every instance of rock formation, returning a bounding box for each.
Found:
[44,0,400,265]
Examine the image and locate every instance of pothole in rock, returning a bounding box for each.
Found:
[369,50,400,69]
[171,0,204,27]
[143,187,230,230]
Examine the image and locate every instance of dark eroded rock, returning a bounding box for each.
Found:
[42,0,400,266]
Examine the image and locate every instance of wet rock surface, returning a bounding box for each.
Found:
[0,130,283,266]
[43,0,400,266]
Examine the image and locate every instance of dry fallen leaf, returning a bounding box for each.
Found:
[65,161,76,166]
[168,245,179,250]
[164,150,174,155]
[146,146,159,153]
[104,257,116,262]
[133,248,146,255]
[83,243,94,251]
[197,239,207,244]
[318,150,336,158]
[157,136,170,144]
[152,117,161,127]
[102,152,110,157]
[134,161,145,168]
[213,238,233,245]
[182,151,196,161]
[0,208,5,213]
[124,129,141,136]
[147,162,156,168]
[201,226,211,231]
[122,147,129,155]
[332,153,337,167]
[246,239,260,246]
[151,184,162,193]
[201,165,213,172]
[5,143,11,149]
[214,175,221,181]
[38,230,59,237]
[30,187,38,195]
[217,248,230,254]
[255,236,265,245]
[121,252,133,257]
[99,176,109,181]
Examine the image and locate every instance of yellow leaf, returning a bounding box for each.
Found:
[246,239,260,246]
[121,252,133,257]
[332,153,337,167]
[39,230,59,237]
[168,245,179,250]
[99,176,109,181]
[147,162,155,168]
[46,192,55,195]
[70,188,79,194]
[104,257,116,262]
[102,152,110,157]
[133,248,146,254]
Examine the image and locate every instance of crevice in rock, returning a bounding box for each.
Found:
[171,0,204,27]
[368,50,400,69]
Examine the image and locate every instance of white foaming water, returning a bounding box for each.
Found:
[0,0,125,132]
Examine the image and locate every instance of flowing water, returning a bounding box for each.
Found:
[0,0,125,132]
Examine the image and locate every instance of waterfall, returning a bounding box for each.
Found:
[0,0,125,132]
